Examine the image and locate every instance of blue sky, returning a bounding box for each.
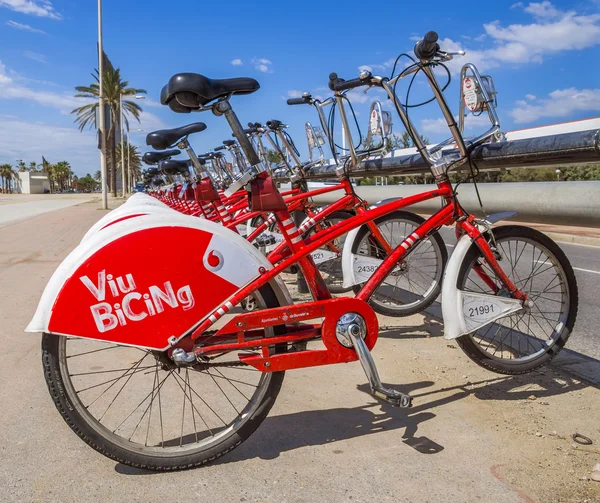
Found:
[0,0,599,176]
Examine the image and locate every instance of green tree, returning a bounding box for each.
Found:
[265,149,283,167]
[16,160,27,172]
[116,142,142,192]
[0,164,16,193]
[71,55,146,196]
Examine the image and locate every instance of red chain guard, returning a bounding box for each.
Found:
[199,297,378,372]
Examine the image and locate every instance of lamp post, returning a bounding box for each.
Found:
[556,168,561,182]
[97,0,108,209]
[120,95,145,198]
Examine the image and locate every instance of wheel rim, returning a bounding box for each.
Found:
[460,236,570,363]
[356,218,443,310]
[57,291,275,458]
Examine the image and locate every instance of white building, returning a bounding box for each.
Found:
[15,171,50,194]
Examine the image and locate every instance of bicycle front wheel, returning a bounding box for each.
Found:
[456,225,578,374]
[41,284,286,471]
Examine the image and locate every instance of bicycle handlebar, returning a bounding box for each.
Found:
[214,145,226,151]
[286,97,311,105]
[328,71,373,92]
[266,119,284,130]
[414,31,439,60]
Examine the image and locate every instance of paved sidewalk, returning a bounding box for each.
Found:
[0,194,95,228]
[1,201,600,503]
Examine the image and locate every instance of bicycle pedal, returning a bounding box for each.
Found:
[372,386,412,408]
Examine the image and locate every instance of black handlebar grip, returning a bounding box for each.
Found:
[266,119,283,130]
[214,145,226,151]
[328,72,339,91]
[287,97,309,105]
[333,77,365,92]
[414,31,439,60]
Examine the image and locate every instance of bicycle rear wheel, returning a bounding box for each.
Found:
[456,225,578,374]
[351,211,447,316]
[305,210,353,293]
[42,284,286,470]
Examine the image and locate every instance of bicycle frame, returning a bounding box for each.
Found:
[189,176,526,361]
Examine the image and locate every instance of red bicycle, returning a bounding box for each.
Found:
[31,32,577,470]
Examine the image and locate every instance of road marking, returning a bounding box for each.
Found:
[535,259,600,275]
[573,266,600,275]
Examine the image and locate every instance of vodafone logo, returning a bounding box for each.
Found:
[204,250,224,272]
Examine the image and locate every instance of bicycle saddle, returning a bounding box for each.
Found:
[142,149,181,165]
[158,159,191,176]
[161,73,260,111]
[146,123,207,150]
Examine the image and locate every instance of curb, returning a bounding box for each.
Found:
[542,231,600,248]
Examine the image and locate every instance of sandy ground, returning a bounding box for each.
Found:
[1,199,599,503]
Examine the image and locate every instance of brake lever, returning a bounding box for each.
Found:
[436,50,465,62]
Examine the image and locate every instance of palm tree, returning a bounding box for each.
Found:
[93,170,101,182]
[116,142,142,192]
[51,161,72,192]
[71,56,146,197]
[16,160,27,172]
[0,164,15,193]
[28,161,39,172]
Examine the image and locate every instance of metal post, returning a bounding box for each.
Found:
[97,0,108,209]
[120,94,126,198]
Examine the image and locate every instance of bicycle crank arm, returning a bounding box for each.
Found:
[348,329,412,408]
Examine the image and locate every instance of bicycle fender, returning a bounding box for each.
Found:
[341,226,361,288]
[441,234,473,340]
[80,202,174,243]
[441,233,522,340]
[26,213,289,350]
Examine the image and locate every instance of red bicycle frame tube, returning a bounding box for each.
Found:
[186,175,526,342]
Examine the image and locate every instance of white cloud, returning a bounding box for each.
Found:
[24,50,47,63]
[391,3,600,77]
[482,3,600,63]
[0,59,89,111]
[231,58,243,66]
[0,118,98,176]
[0,0,61,19]
[6,20,46,33]
[358,65,372,73]
[525,93,537,101]
[287,90,303,98]
[251,57,273,73]
[523,0,561,19]
[509,88,600,123]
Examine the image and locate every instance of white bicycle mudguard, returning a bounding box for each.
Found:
[441,233,522,340]
[81,200,175,243]
[341,226,362,288]
[27,213,291,351]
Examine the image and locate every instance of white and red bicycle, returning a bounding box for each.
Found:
[29,32,577,471]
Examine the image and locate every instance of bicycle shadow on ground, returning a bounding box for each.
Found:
[114,370,586,475]
[382,299,600,389]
